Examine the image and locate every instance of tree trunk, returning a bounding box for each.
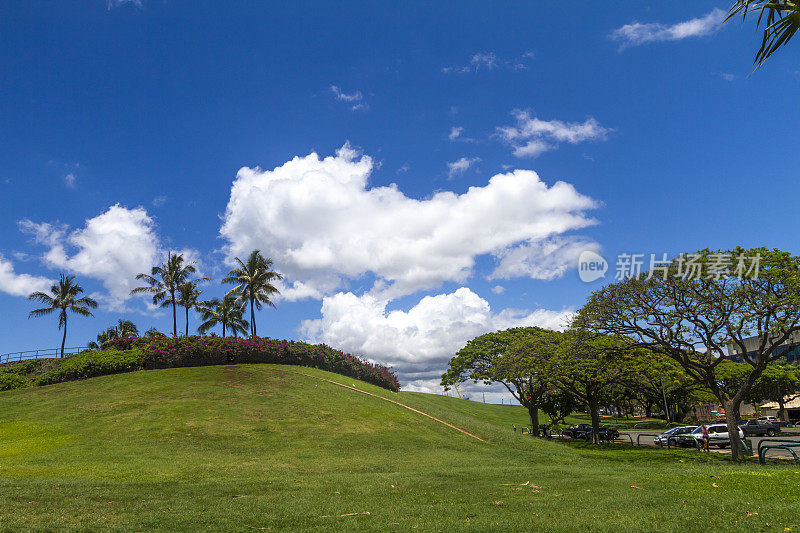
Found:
[171,290,177,337]
[778,398,787,422]
[724,398,745,461]
[250,291,256,337]
[527,402,540,436]
[588,395,601,444]
[644,401,653,418]
[222,322,226,338]
[185,306,189,337]
[60,312,67,358]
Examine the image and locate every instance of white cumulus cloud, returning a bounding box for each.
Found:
[219,144,599,300]
[0,255,52,297]
[490,236,601,280]
[610,8,726,49]
[301,287,572,383]
[498,110,611,158]
[20,204,161,309]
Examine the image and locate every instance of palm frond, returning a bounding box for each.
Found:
[69,306,96,318]
[726,0,800,67]
[27,291,55,304]
[75,296,99,309]
[28,307,56,318]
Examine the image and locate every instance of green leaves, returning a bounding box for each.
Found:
[725,0,800,67]
[222,250,282,336]
[27,274,97,325]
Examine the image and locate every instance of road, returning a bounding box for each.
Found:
[621,429,800,460]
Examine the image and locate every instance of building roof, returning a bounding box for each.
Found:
[761,397,800,410]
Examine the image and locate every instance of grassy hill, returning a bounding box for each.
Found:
[0,364,797,531]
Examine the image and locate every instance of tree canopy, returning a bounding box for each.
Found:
[574,247,800,459]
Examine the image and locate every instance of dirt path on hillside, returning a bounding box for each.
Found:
[276,368,486,443]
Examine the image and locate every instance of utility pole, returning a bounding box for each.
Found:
[660,377,670,423]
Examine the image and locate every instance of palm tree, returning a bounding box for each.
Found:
[115,319,139,337]
[222,250,282,337]
[28,274,98,358]
[726,1,800,67]
[130,252,198,337]
[176,282,202,336]
[197,294,249,337]
[88,319,139,350]
[144,327,164,338]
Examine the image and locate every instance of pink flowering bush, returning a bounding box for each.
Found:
[105,335,400,391]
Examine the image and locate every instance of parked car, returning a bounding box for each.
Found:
[740,418,779,437]
[653,426,696,446]
[562,424,593,439]
[674,424,746,448]
[758,415,790,428]
[562,423,619,441]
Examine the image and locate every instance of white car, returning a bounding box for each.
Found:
[679,424,745,448]
[653,426,696,446]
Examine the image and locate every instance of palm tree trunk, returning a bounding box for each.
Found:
[171,290,177,337]
[185,306,189,336]
[60,311,67,358]
[250,291,256,337]
[222,321,226,338]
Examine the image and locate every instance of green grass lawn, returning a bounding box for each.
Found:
[0,364,797,531]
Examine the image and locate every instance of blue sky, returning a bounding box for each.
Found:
[2,1,799,398]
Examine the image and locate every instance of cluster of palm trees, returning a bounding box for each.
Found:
[28,250,282,357]
[87,319,140,350]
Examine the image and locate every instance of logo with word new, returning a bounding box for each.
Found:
[578,250,608,283]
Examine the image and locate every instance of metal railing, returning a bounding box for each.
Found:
[637,433,661,446]
[615,433,634,445]
[0,347,86,365]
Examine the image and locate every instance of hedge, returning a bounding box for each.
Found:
[104,335,400,391]
[35,349,145,386]
[0,372,28,391]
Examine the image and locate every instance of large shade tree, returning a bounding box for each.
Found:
[442,327,563,436]
[28,274,98,358]
[554,330,639,443]
[197,294,249,338]
[630,354,698,421]
[223,250,282,337]
[748,360,800,421]
[130,252,198,337]
[574,248,800,459]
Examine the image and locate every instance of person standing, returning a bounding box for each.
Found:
[701,424,709,452]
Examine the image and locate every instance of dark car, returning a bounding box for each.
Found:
[740,418,779,437]
[758,415,790,428]
[562,424,593,439]
[562,424,619,441]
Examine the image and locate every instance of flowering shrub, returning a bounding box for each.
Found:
[105,336,400,391]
